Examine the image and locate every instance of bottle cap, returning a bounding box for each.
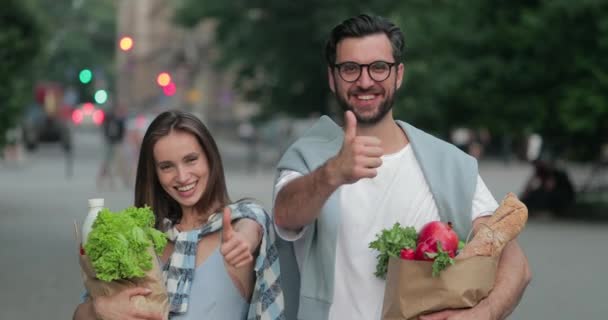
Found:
[88,198,105,208]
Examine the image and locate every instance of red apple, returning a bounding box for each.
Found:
[417,221,459,255]
[400,248,415,260]
[414,238,437,261]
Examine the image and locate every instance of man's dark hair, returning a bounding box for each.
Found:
[324,14,405,66]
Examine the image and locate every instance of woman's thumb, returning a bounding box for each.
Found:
[222,206,234,242]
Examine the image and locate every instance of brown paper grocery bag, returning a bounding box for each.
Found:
[382,256,497,320]
[79,246,170,320]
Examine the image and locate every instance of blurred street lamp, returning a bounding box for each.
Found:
[119,36,134,52]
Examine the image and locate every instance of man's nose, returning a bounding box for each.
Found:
[356,66,375,88]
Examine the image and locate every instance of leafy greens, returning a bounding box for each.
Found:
[84,206,167,281]
[369,223,418,279]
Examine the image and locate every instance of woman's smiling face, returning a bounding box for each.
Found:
[153,129,209,210]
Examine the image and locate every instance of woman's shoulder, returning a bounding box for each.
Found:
[230,199,267,214]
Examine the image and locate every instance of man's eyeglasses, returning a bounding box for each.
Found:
[333,61,397,83]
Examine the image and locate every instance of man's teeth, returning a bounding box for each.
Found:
[177,183,195,192]
[356,95,375,100]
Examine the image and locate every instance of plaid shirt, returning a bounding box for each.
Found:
[163,201,285,319]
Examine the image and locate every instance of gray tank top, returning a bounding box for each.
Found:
[170,249,249,320]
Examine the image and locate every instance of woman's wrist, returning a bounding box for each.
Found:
[234,219,263,253]
[91,297,104,319]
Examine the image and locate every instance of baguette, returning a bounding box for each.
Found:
[456,193,528,260]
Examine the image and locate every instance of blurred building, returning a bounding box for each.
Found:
[115,0,250,127]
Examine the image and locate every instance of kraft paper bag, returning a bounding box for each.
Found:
[79,246,170,320]
[382,256,497,320]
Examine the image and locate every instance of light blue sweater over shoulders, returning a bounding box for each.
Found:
[274,116,478,320]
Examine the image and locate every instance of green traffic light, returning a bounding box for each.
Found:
[79,69,93,84]
[94,90,108,104]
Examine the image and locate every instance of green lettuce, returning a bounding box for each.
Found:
[84,206,167,282]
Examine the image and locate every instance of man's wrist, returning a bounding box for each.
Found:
[481,296,499,320]
[322,157,342,188]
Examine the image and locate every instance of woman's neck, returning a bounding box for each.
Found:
[177,207,209,231]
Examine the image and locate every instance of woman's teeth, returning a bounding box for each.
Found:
[177,183,195,192]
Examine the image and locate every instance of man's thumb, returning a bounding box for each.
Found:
[222,206,234,241]
[344,110,357,140]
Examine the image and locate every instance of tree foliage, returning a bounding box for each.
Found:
[31,0,117,101]
[175,0,608,159]
[0,0,117,149]
[0,0,42,147]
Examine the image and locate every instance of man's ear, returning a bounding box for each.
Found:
[328,67,336,93]
[396,63,405,89]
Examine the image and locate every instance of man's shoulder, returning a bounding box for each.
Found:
[397,120,463,153]
[294,115,342,143]
[276,116,343,174]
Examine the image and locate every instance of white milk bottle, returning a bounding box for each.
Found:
[82,198,105,245]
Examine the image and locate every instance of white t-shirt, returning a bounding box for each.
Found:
[273,144,498,320]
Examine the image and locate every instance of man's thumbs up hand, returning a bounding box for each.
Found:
[328,110,383,186]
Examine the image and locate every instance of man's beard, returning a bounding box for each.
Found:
[334,81,397,125]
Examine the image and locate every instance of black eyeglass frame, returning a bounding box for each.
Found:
[332,60,397,83]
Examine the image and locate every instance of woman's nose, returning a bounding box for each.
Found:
[176,166,189,182]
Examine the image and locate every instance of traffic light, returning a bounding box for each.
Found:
[119,36,134,52]
[94,89,108,104]
[156,72,171,87]
[163,82,176,96]
[79,69,93,84]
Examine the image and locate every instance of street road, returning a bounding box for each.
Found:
[0,128,606,319]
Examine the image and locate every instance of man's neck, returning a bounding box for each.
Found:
[357,113,409,154]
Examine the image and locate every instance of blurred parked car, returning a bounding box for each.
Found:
[21,82,73,151]
[21,102,72,151]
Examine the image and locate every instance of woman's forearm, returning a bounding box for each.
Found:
[73,301,96,320]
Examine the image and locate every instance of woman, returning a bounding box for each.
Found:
[74,110,283,319]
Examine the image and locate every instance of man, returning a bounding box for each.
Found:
[273,14,531,320]
[96,104,127,189]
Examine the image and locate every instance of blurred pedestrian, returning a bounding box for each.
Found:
[2,126,25,165]
[238,120,258,171]
[61,122,73,178]
[96,104,128,189]
[520,157,575,216]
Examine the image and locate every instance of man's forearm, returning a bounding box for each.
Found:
[274,159,341,230]
[486,240,532,319]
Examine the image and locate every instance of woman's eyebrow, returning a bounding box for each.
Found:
[155,160,173,166]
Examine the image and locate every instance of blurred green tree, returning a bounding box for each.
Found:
[29,0,117,103]
[175,0,608,160]
[174,0,401,118]
[0,0,42,148]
